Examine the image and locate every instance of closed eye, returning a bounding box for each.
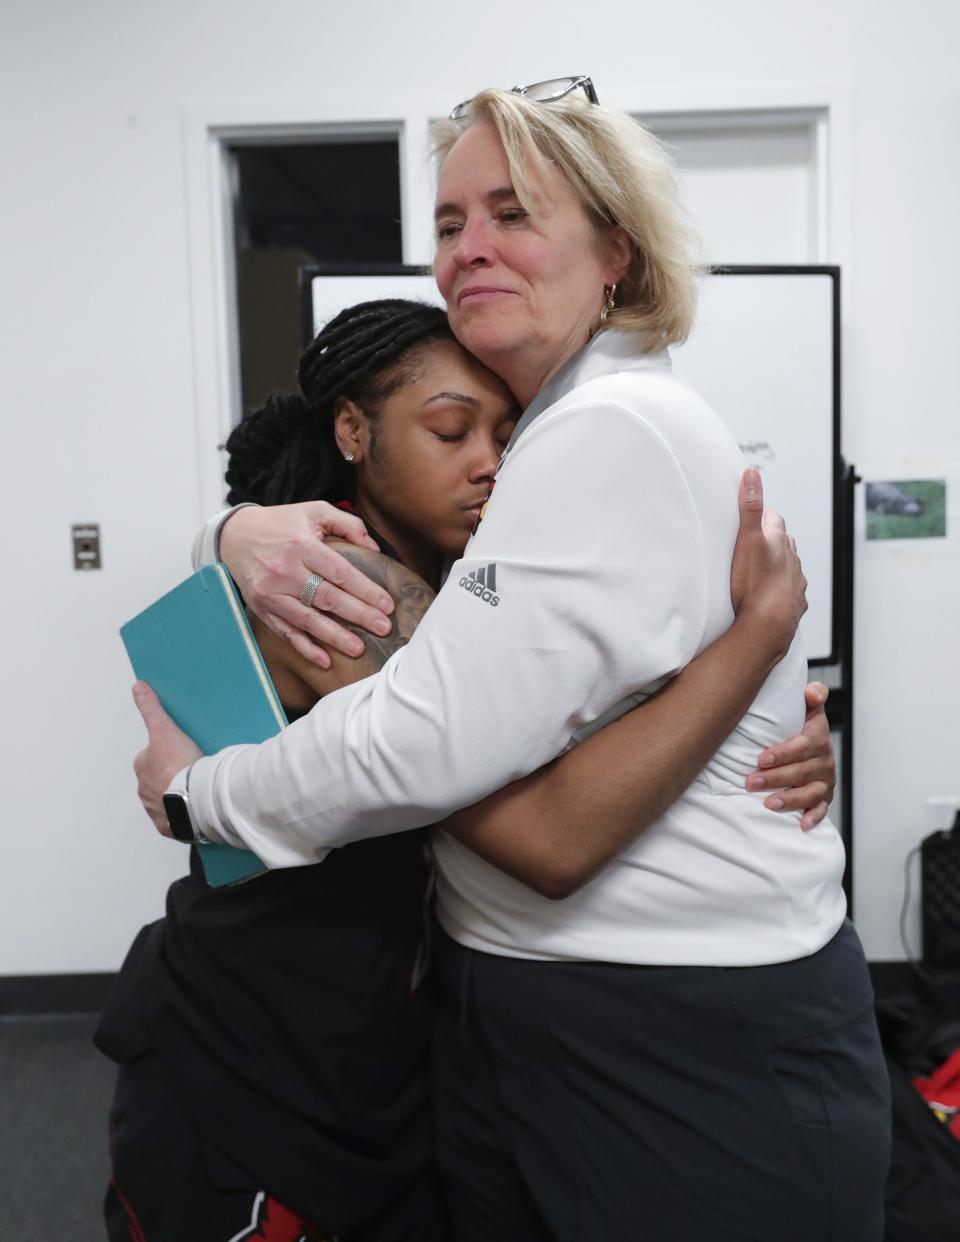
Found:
[434,432,467,443]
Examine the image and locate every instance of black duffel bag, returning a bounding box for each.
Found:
[878,977,960,1241]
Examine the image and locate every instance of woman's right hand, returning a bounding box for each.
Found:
[219,503,396,669]
[729,467,807,660]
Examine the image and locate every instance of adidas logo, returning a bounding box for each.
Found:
[458,563,500,607]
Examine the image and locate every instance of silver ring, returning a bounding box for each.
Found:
[300,573,325,609]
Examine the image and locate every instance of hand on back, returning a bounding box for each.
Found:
[219,503,395,670]
[730,468,807,659]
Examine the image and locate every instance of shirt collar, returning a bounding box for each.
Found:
[500,328,672,461]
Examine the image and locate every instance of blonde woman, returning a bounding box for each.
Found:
[134,80,885,1241]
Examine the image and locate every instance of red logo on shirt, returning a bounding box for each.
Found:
[228,1191,318,1242]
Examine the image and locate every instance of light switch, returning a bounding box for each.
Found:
[72,524,101,570]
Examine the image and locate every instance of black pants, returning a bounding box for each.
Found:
[433,920,891,1242]
[106,1051,450,1242]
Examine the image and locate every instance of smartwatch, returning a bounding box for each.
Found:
[162,766,209,844]
[162,790,198,843]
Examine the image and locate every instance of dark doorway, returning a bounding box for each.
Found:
[230,138,403,416]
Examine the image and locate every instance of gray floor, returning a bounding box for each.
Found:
[0,1013,115,1240]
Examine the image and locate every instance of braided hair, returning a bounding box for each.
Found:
[224,299,454,506]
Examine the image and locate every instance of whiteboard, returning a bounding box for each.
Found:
[303,265,839,662]
[305,267,442,340]
[672,269,838,662]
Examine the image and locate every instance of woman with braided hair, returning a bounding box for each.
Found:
[107,295,831,1242]
[100,300,506,1242]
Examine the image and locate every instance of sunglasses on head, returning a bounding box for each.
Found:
[449,75,599,121]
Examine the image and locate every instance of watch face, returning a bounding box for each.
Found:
[162,793,195,843]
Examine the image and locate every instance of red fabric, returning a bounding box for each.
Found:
[913,1047,960,1139]
[232,1192,318,1240]
[108,1118,149,1242]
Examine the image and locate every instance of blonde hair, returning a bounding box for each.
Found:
[431,89,704,348]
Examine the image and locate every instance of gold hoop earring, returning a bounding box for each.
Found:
[599,283,617,325]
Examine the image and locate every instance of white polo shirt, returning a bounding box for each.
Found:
[187,329,846,966]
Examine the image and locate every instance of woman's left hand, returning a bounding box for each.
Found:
[729,468,807,661]
[132,682,203,838]
[745,681,835,831]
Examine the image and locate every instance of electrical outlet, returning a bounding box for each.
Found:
[924,797,960,834]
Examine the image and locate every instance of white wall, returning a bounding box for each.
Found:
[2,0,958,972]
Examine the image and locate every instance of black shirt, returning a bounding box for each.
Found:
[97,597,435,1234]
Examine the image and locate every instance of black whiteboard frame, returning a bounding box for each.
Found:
[301,262,843,665]
[709,265,841,666]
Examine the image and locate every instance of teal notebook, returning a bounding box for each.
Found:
[120,563,288,887]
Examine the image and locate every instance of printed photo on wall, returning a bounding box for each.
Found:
[865,478,947,541]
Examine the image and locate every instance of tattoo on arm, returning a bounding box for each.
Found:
[337,546,436,671]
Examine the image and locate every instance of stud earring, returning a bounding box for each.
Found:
[599,283,617,325]
[343,451,355,463]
